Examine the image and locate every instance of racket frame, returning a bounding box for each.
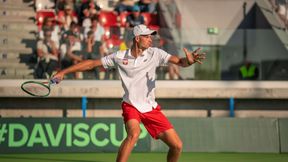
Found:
[21,80,51,97]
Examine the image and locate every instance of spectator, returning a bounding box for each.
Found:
[168,63,183,80]
[58,4,78,31]
[81,8,92,30]
[114,0,135,14]
[60,32,83,79]
[126,5,145,28]
[160,28,182,80]
[60,33,83,67]
[55,0,66,11]
[84,16,104,40]
[136,0,159,13]
[64,0,75,8]
[80,0,101,21]
[83,30,103,59]
[238,60,259,80]
[39,17,60,48]
[84,16,107,78]
[62,22,83,43]
[163,40,182,80]
[36,29,59,78]
[88,0,101,16]
[55,0,75,12]
[83,30,103,79]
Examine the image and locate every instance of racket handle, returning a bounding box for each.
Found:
[50,78,60,84]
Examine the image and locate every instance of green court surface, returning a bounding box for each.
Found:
[0,152,288,162]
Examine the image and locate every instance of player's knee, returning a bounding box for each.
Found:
[127,131,140,142]
[171,140,183,152]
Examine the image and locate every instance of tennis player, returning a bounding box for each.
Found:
[52,24,205,162]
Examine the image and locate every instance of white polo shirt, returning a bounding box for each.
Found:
[101,47,171,113]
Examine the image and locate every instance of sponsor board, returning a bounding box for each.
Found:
[0,118,149,153]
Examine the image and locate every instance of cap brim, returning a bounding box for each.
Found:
[140,30,157,36]
[151,31,157,35]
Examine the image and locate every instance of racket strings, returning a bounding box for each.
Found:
[22,82,50,97]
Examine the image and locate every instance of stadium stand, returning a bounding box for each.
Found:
[0,0,36,79]
[0,0,164,79]
[2,0,288,81]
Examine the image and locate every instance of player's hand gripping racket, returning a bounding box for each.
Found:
[21,78,59,97]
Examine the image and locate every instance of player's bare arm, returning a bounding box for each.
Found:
[169,47,206,67]
[52,59,103,81]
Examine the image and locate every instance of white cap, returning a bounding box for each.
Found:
[133,24,157,37]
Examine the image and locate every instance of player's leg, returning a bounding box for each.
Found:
[116,119,140,162]
[157,128,183,162]
[141,105,182,162]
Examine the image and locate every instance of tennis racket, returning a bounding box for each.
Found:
[21,79,59,97]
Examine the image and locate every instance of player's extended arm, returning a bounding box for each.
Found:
[169,48,206,67]
[52,59,102,82]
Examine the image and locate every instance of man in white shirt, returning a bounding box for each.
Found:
[84,17,105,42]
[52,24,205,162]
[60,33,83,79]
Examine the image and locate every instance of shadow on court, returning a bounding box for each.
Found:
[0,155,106,162]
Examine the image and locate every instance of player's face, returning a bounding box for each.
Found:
[138,34,152,49]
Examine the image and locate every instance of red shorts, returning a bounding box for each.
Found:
[121,102,173,139]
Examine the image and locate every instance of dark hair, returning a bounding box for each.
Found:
[42,17,54,30]
[43,26,53,33]
[91,15,99,22]
[87,30,94,37]
[70,21,77,28]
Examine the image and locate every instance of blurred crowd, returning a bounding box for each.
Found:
[33,0,172,80]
